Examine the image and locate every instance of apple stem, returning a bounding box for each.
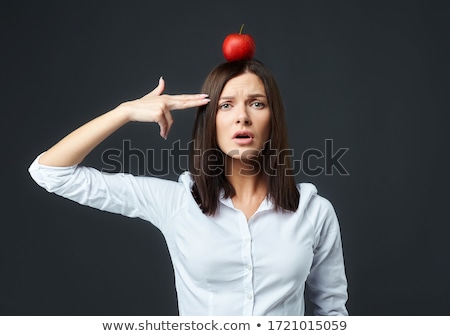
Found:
[239,24,244,35]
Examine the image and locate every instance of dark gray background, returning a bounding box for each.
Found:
[1,0,449,315]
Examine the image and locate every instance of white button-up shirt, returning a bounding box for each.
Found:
[29,154,348,316]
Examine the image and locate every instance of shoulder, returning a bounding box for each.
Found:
[129,172,192,203]
[177,171,194,190]
[143,171,196,203]
[297,182,333,212]
[297,182,338,229]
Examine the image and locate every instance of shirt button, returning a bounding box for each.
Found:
[245,238,250,243]
[247,293,253,300]
[247,265,252,271]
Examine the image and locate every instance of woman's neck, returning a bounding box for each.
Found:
[225,156,267,201]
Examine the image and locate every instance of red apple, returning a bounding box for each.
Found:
[222,24,256,62]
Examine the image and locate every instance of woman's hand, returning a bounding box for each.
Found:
[122,77,210,139]
[39,78,209,167]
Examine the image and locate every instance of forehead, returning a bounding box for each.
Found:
[221,72,265,96]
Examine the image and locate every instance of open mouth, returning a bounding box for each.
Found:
[233,131,254,139]
[232,131,254,145]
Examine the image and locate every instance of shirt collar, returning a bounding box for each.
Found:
[219,189,274,213]
[179,172,275,213]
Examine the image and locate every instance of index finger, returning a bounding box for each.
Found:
[165,94,210,111]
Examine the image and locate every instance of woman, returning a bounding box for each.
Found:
[29,59,348,315]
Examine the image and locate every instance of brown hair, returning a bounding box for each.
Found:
[189,59,300,215]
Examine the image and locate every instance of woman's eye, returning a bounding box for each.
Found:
[252,101,265,108]
[219,103,231,110]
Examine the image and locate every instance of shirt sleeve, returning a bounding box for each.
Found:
[305,196,349,316]
[28,153,185,231]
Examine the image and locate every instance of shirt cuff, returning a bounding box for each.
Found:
[28,152,78,191]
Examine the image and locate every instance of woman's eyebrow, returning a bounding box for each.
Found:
[219,96,234,100]
[219,93,267,100]
[247,93,267,99]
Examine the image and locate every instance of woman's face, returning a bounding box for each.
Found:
[215,72,271,160]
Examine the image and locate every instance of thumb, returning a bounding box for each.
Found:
[147,76,165,97]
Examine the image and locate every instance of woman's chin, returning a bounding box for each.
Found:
[227,148,262,162]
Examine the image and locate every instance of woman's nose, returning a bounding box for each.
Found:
[235,106,252,125]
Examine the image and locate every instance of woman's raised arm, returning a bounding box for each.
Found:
[39,77,210,167]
